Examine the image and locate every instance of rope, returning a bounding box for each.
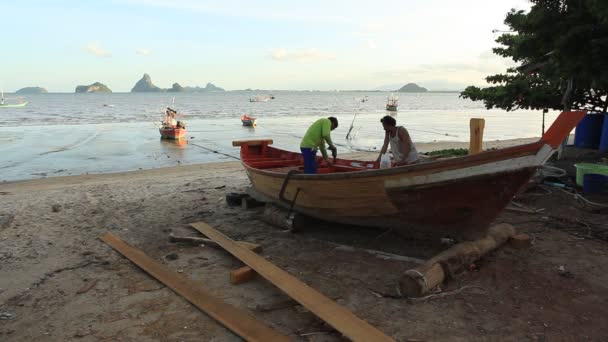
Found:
[189,142,241,160]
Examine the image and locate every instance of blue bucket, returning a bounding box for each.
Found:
[574,114,604,149]
[599,113,608,153]
[583,173,608,194]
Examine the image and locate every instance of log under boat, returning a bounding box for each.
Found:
[233,111,586,239]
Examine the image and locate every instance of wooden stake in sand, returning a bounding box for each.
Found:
[398,223,516,298]
[99,233,289,342]
[190,221,395,342]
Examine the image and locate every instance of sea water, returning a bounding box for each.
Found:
[0,92,559,181]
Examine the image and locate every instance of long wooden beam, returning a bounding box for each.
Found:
[99,232,289,342]
[190,222,395,342]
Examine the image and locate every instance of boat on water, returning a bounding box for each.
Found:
[159,107,186,139]
[0,90,28,108]
[250,95,270,102]
[232,111,585,240]
[241,114,257,126]
[386,94,398,111]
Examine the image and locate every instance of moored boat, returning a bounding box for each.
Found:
[159,107,186,139]
[386,93,398,111]
[250,96,270,102]
[241,114,257,126]
[233,111,586,240]
[0,90,28,108]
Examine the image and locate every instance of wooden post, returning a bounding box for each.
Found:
[469,118,485,154]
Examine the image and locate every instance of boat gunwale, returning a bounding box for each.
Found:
[241,140,546,181]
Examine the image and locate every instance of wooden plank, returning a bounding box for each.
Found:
[190,222,395,342]
[99,233,289,342]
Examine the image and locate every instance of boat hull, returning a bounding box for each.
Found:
[159,127,186,139]
[0,102,28,108]
[235,111,586,240]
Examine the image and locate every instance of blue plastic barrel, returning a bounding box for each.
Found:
[574,114,604,149]
[599,113,608,153]
[583,173,608,194]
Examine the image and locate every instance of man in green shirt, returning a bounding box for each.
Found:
[300,117,338,174]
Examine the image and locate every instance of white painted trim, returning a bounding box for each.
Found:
[384,144,554,189]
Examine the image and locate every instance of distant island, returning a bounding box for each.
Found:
[132,74,225,92]
[131,74,163,92]
[397,83,428,93]
[168,82,225,92]
[75,82,112,93]
[16,87,48,94]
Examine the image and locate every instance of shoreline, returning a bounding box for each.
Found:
[2,137,541,184]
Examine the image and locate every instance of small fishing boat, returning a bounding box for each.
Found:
[233,111,585,240]
[0,91,28,108]
[241,114,257,126]
[386,93,398,111]
[159,107,186,139]
[250,96,270,102]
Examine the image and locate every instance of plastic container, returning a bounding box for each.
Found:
[583,173,608,194]
[379,154,391,169]
[574,163,608,186]
[599,113,608,153]
[574,114,604,149]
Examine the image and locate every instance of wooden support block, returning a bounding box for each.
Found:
[241,196,265,209]
[469,118,485,155]
[509,233,531,249]
[230,266,256,285]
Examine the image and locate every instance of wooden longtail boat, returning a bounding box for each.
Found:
[233,111,586,240]
[159,126,186,139]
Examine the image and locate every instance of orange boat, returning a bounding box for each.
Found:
[241,114,257,126]
[159,126,186,139]
[233,111,586,240]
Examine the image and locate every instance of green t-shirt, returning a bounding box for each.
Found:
[300,118,334,159]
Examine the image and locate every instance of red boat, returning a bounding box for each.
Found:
[159,126,186,139]
[241,114,257,126]
[233,111,586,240]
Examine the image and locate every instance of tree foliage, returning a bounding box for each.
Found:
[461,0,608,112]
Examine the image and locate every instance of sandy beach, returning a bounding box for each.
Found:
[1,138,608,341]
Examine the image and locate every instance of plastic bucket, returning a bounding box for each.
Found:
[600,113,608,153]
[574,114,604,149]
[574,163,608,186]
[583,174,608,194]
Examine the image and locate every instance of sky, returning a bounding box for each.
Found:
[1,0,532,92]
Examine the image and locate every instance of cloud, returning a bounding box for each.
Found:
[85,42,111,57]
[136,48,152,56]
[270,48,336,62]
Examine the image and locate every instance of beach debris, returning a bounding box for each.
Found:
[51,204,62,212]
[165,253,179,261]
[557,266,575,279]
[76,279,98,294]
[226,192,248,206]
[99,232,289,341]
[0,312,15,320]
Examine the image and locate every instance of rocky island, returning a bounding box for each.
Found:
[397,83,428,93]
[16,87,48,94]
[132,74,225,92]
[75,82,112,93]
[131,74,163,92]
